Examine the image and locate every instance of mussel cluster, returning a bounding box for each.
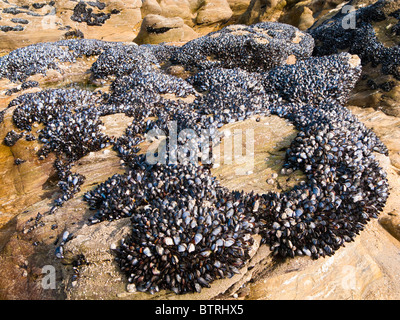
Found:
[188,67,275,121]
[0,20,390,295]
[4,130,23,147]
[171,22,314,72]
[0,39,118,82]
[310,0,400,82]
[11,89,110,159]
[71,1,113,26]
[255,101,388,258]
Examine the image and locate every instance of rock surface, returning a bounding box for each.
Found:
[0,0,143,52]
[196,0,233,25]
[309,0,400,118]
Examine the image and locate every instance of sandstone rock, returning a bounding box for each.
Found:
[237,0,348,28]
[0,18,400,301]
[140,14,185,30]
[227,0,252,17]
[210,116,304,194]
[297,6,315,30]
[0,0,143,51]
[0,115,56,228]
[246,220,400,300]
[379,213,400,243]
[196,0,233,25]
[60,0,143,42]
[134,14,198,44]
[238,0,286,25]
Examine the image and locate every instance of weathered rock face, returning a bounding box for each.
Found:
[0,0,143,52]
[348,106,400,245]
[245,218,400,300]
[0,0,354,52]
[0,14,400,300]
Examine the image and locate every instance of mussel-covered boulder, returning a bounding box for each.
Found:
[0,39,118,82]
[108,70,198,111]
[187,67,275,120]
[171,22,315,72]
[133,14,199,45]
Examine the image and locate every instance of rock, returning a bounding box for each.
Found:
[0,107,131,298]
[196,0,233,25]
[134,14,199,44]
[297,7,315,30]
[262,53,362,105]
[141,13,185,30]
[379,213,400,242]
[227,0,252,18]
[210,116,303,194]
[238,0,286,25]
[237,0,348,28]
[246,220,400,300]
[0,1,143,51]
[279,1,321,30]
